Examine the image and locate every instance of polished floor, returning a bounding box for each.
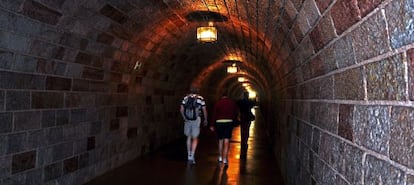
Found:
[84,112,285,185]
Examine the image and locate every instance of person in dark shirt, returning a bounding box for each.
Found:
[210,91,238,165]
[236,91,255,159]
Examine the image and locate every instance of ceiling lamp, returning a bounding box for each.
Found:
[238,77,246,82]
[227,63,238,73]
[197,22,217,43]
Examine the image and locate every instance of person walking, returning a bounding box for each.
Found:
[236,91,255,159]
[209,91,238,166]
[180,87,208,164]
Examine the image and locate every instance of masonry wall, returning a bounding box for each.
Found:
[271,0,414,184]
[0,1,184,185]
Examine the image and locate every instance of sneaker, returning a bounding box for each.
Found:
[191,158,196,164]
[188,154,193,161]
[223,159,228,165]
[218,156,222,163]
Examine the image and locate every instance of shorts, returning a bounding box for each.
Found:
[184,117,201,138]
[215,121,233,139]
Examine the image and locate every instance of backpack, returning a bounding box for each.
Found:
[184,95,198,120]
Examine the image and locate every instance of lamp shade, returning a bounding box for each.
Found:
[197,22,217,42]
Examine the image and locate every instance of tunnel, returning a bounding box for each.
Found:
[0,0,413,184]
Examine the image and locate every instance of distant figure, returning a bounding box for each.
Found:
[236,91,255,158]
[210,91,238,166]
[180,87,208,164]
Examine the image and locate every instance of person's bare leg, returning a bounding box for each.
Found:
[218,139,223,161]
[223,138,230,164]
[191,137,198,157]
[187,136,192,160]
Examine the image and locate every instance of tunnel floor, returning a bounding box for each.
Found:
[83,111,285,185]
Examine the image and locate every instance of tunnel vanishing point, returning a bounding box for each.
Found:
[0,0,413,184]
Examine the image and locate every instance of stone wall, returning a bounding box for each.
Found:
[271,0,414,184]
[0,1,183,184]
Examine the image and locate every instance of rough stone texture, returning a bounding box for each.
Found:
[13,111,42,131]
[44,162,62,181]
[32,92,64,109]
[330,0,361,34]
[315,0,334,14]
[310,12,337,51]
[334,67,364,100]
[63,156,79,174]
[0,113,12,133]
[389,106,414,168]
[333,35,356,68]
[11,150,36,174]
[385,0,414,49]
[0,155,11,179]
[22,0,62,25]
[409,49,414,100]
[352,11,390,62]
[338,104,354,141]
[6,91,30,111]
[364,155,405,185]
[354,105,390,155]
[365,54,406,100]
[46,76,71,90]
[341,143,364,185]
[310,102,338,133]
[0,31,31,53]
[0,72,45,90]
[7,132,27,154]
[56,110,69,126]
[319,133,344,172]
[0,50,13,70]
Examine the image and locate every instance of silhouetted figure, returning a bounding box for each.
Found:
[236,91,255,158]
[210,91,238,166]
[180,87,208,164]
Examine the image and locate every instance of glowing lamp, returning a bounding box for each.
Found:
[227,63,238,73]
[197,22,217,43]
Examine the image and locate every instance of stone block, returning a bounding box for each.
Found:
[127,127,138,139]
[14,111,42,131]
[70,108,87,124]
[110,118,120,131]
[43,162,62,181]
[52,142,73,161]
[342,142,364,185]
[0,0,25,11]
[0,156,11,179]
[25,168,42,185]
[0,112,12,134]
[82,67,104,80]
[389,106,414,168]
[0,30,30,52]
[334,35,356,67]
[11,150,36,174]
[338,104,354,141]
[6,91,30,111]
[41,110,55,128]
[310,12,337,51]
[0,50,13,70]
[2,173,25,185]
[46,76,71,90]
[78,153,89,168]
[352,11,390,62]
[409,49,414,100]
[310,102,338,133]
[385,0,414,49]
[312,128,320,153]
[100,4,128,24]
[319,133,344,172]
[87,136,95,151]
[334,67,364,100]
[315,0,334,14]
[36,59,67,75]
[354,105,390,155]
[0,135,6,155]
[330,0,360,34]
[63,156,78,174]
[365,54,406,100]
[96,32,114,45]
[28,40,60,59]
[21,0,62,25]
[364,155,405,184]
[65,93,95,108]
[56,110,69,126]
[32,92,64,109]
[0,71,46,90]
[72,79,90,91]
[7,132,27,154]
[116,106,128,117]
[46,127,63,145]
[27,129,46,149]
